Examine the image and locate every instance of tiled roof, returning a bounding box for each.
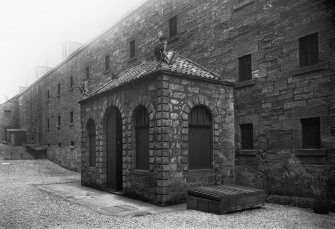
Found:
[90,51,222,97]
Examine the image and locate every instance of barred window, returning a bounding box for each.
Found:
[189,106,212,169]
[301,117,320,148]
[130,40,135,58]
[240,123,253,149]
[135,106,149,170]
[299,33,318,67]
[169,16,177,38]
[105,55,110,70]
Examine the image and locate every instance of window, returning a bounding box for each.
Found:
[130,40,135,58]
[239,54,252,82]
[240,123,253,149]
[135,106,149,170]
[301,117,320,148]
[299,33,318,67]
[87,119,96,167]
[105,55,110,70]
[57,83,61,95]
[169,16,177,38]
[71,141,75,146]
[58,143,61,147]
[189,106,212,169]
[70,112,74,124]
[47,118,50,130]
[47,143,50,147]
[57,116,61,128]
[47,90,50,99]
[70,76,73,89]
[85,66,90,79]
[331,127,335,137]
[4,110,11,119]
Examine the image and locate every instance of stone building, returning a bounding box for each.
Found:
[0,96,19,143]
[80,52,235,204]
[1,0,334,204]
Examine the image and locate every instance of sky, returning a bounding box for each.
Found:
[0,0,145,104]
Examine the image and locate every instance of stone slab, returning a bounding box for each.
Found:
[36,182,186,217]
[187,184,265,214]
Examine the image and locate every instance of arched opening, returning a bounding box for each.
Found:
[86,119,96,167]
[134,105,149,170]
[188,106,212,170]
[104,106,123,191]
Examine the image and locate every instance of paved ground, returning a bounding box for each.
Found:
[0,159,334,228]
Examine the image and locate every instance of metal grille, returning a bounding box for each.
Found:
[240,123,253,149]
[299,33,318,67]
[302,117,320,148]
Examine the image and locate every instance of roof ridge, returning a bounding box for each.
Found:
[172,51,221,78]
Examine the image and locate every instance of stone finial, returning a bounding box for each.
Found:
[79,81,89,97]
[154,32,174,65]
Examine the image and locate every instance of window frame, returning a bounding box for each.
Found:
[238,54,252,82]
[105,55,110,71]
[240,123,254,150]
[134,106,149,170]
[188,106,213,170]
[299,33,319,67]
[85,66,90,79]
[130,40,136,59]
[169,16,178,38]
[301,117,321,149]
[87,119,96,167]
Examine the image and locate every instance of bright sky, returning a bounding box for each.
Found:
[0,0,145,104]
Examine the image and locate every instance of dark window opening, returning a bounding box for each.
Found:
[299,33,318,67]
[105,55,110,70]
[57,116,61,128]
[331,127,335,137]
[47,143,50,147]
[4,110,11,119]
[58,143,61,147]
[57,83,61,95]
[130,40,135,58]
[47,90,50,99]
[70,112,74,123]
[47,118,50,130]
[87,119,96,167]
[240,123,253,149]
[71,141,75,146]
[85,66,90,79]
[70,76,73,89]
[239,54,252,82]
[301,117,321,148]
[169,16,177,38]
[135,106,149,170]
[189,106,212,170]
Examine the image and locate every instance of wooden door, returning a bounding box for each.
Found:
[105,107,123,190]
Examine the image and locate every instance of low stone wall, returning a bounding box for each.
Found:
[47,146,81,172]
[236,149,335,201]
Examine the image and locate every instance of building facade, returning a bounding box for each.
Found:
[1,0,334,203]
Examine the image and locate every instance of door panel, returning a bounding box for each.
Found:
[105,107,123,190]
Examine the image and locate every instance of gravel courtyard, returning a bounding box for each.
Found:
[0,159,334,229]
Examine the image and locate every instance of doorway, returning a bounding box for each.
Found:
[105,106,123,191]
